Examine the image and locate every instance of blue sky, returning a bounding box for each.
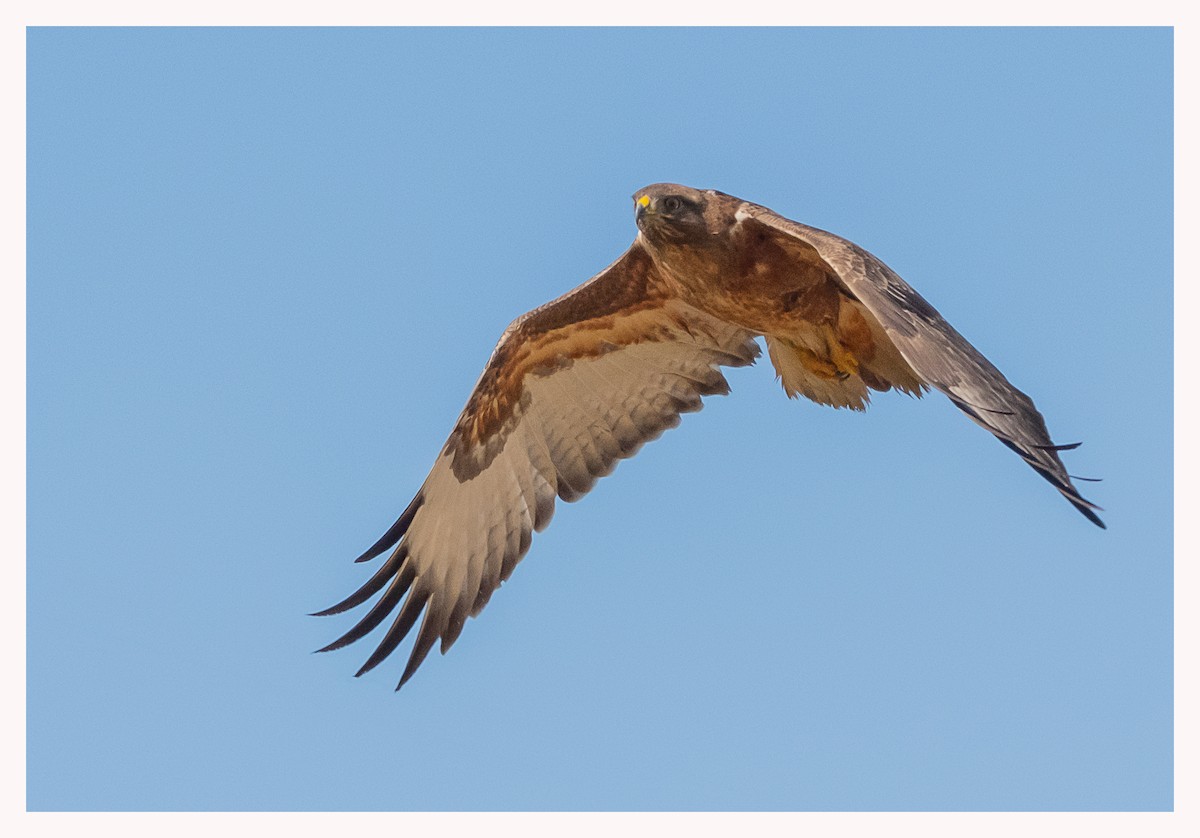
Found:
[26,27,1172,811]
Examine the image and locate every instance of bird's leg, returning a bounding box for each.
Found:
[786,338,843,380]
[821,323,859,380]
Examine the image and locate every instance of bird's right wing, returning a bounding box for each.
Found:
[315,242,760,688]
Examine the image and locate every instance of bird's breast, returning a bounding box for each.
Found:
[653,231,841,336]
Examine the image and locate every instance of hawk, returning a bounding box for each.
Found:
[315,183,1103,690]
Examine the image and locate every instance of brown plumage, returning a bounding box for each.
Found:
[316,182,1103,690]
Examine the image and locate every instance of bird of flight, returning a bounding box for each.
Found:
[315,183,1103,690]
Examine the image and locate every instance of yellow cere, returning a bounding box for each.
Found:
[637,195,651,208]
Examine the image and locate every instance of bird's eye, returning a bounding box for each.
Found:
[663,196,683,212]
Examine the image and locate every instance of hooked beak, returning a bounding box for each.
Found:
[634,194,651,222]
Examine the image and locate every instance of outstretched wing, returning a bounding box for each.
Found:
[315,243,760,688]
[738,202,1104,528]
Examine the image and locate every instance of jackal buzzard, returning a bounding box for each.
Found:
[315,183,1103,690]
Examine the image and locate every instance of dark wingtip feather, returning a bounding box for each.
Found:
[1075,501,1107,529]
[396,602,444,690]
[315,563,416,654]
[354,492,424,563]
[1042,469,1106,529]
[311,546,409,617]
[1060,484,1105,528]
[355,587,431,678]
[948,395,1104,529]
[1034,441,1083,452]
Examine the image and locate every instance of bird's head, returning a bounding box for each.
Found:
[633,183,731,245]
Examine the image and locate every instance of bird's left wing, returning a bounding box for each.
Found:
[737,201,1104,528]
[315,242,760,688]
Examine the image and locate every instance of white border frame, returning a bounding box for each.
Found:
[6,5,1191,835]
